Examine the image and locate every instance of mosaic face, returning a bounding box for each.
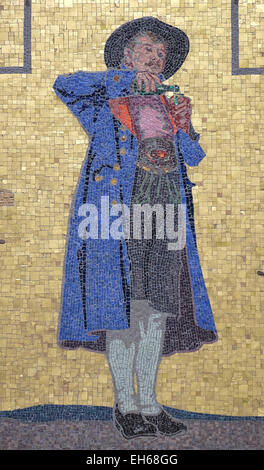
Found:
[124,34,167,74]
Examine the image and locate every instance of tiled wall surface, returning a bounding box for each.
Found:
[0,0,24,67]
[239,0,264,68]
[0,0,263,417]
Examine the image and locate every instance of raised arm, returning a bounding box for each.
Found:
[53,69,137,134]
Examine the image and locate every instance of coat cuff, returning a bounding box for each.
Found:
[177,129,206,167]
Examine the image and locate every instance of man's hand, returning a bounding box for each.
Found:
[132,71,162,93]
[169,95,192,134]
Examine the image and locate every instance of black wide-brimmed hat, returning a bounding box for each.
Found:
[104,17,189,79]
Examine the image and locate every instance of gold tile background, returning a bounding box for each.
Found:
[239,0,264,68]
[0,0,24,67]
[0,0,263,416]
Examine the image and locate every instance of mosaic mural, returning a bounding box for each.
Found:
[53,16,218,439]
[0,0,264,450]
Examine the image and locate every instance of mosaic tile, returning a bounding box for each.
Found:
[232,0,264,75]
[239,0,264,69]
[0,0,31,74]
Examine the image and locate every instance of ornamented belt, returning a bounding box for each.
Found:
[133,137,181,205]
[136,137,178,175]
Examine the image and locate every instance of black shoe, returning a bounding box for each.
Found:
[114,404,157,439]
[143,408,187,436]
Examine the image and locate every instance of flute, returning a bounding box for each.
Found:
[132,82,184,105]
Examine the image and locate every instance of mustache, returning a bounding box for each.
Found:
[145,61,161,66]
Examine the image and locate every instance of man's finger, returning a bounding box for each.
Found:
[177,96,185,104]
[177,96,191,106]
[143,75,151,93]
[172,104,189,114]
[138,77,145,91]
[149,78,157,92]
[172,102,191,113]
[147,72,161,84]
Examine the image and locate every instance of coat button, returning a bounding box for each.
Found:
[121,135,126,142]
[120,147,126,155]
[113,75,120,82]
[113,164,120,171]
[111,178,117,185]
[111,200,117,205]
[120,125,127,131]
[95,175,103,182]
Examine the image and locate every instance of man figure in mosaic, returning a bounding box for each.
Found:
[53,17,218,439]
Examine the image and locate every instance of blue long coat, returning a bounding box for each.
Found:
[53,64,217,349]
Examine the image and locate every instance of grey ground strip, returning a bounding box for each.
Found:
[0,419,264,450]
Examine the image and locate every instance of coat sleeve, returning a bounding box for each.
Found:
[53,69,137,135]
[176,128,206,167]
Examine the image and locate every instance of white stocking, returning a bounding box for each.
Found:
[134,302,167,415]
[106,335,138,414]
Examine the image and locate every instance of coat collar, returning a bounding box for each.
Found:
[109,94,178,136]
[109,96,136,135]
[109,65,176,135]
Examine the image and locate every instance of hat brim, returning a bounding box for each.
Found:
[104,17,189,79]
